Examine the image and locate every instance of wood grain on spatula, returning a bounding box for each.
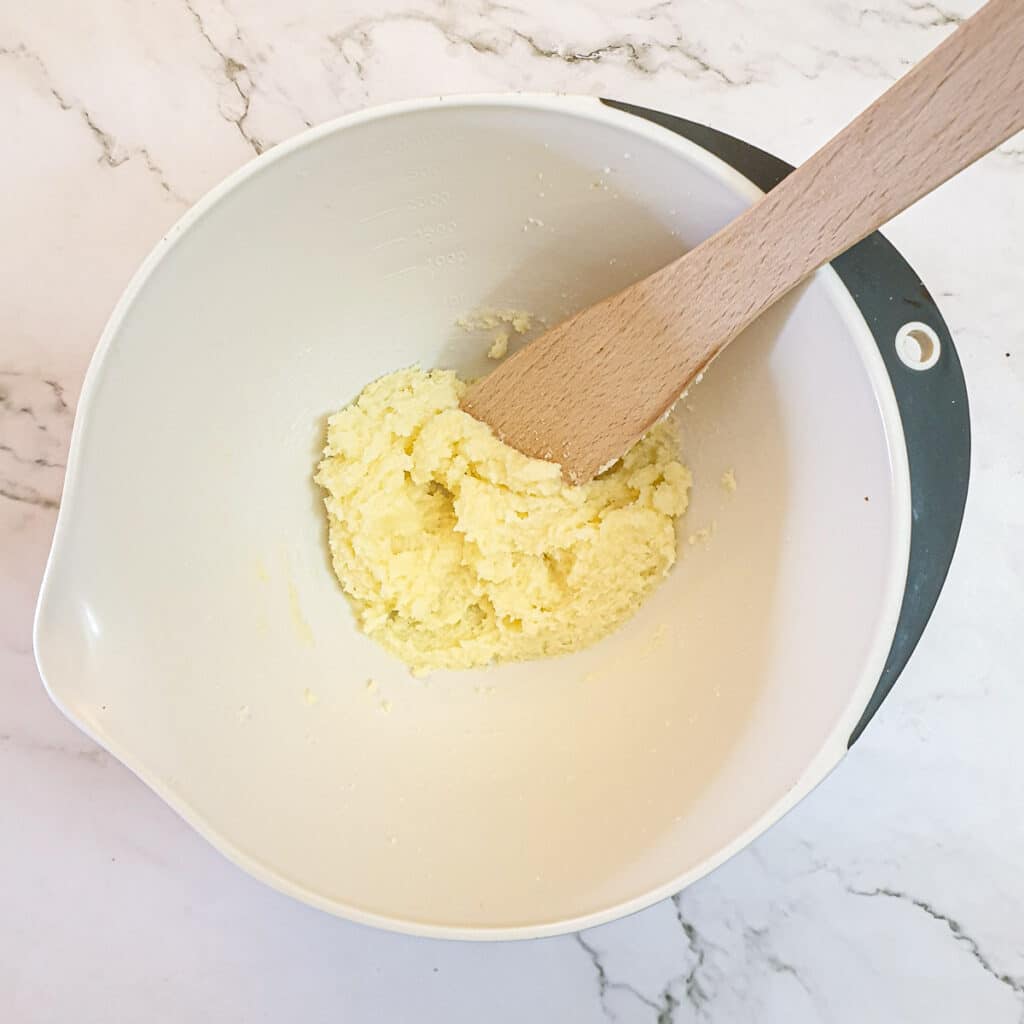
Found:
[462,0,1024,484]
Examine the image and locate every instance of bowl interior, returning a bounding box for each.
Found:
[37,98,907,935]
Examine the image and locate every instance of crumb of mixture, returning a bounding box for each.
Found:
[314,367,692,674]
[687,524,715,546]
[456,308,535,334]
[487,330,509,360]
[457,308,536,361]
[302,688,318,706]
[721,469,737,493]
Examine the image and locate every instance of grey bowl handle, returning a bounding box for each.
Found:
[602,99,971,746]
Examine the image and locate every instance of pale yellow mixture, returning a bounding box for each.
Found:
[315,367,691,673]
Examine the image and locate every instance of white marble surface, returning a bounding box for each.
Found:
[2,0,1022,1020]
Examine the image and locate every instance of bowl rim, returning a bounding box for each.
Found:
[34,92,912,940]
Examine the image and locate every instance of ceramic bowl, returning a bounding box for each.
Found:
[35,95,969,938]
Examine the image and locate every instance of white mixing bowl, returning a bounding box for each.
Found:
[35,95,969,938]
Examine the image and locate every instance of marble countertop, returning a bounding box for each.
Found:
[3,1,1022,1020]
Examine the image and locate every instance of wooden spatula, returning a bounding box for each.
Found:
[462,0,1024,484]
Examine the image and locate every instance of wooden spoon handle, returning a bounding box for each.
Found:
[664,0,1024,347]
[463,0,1024,484]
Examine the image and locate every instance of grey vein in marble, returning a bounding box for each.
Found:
[671,893,712,1014]
[182,0,264,156]
[327,6,753,88]
[0,44,188,205]
[742,926,815,999]
[906,0,963,26]
[574,933,665,1020]
[573,893,722,1023]
[859,0,962,28]
[0,732,107,765]
[850,886,1024,1009]
[0,372,71,509]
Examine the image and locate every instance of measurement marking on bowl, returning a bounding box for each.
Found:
[414,220,458,240]
[358,204,409,224]
[371,235,408,251]
[381,265,420,280]
[426,250,467,269]
[358,192,451,224]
